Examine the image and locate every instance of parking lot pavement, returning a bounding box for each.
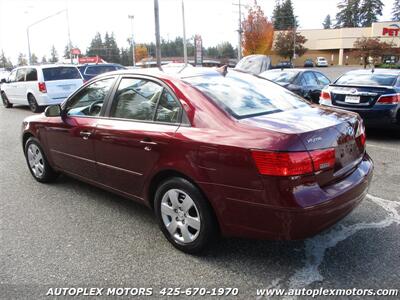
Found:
[308,65,361,81]
[1,104,399,299]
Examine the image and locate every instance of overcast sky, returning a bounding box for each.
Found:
[0,0,396,64]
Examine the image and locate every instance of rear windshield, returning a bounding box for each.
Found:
[42,67,81,81]
[184,71,308,119]
[260,71,298,83]
[335,73,397,86]
[85,65,118,75]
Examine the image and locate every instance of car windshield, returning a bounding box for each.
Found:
[42,67,81,81]
[184,71,309,119]
[335,73,397,86]
[259,71,298,83]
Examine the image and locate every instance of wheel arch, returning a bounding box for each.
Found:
[146,168,221,233]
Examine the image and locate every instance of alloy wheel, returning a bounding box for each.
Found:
[27,144,45,178]
[160,189,201,244]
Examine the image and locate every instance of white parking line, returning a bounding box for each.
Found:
[260,194,400,300]
[367,143,399,152]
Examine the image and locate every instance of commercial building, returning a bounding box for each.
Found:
[271,21,400,66]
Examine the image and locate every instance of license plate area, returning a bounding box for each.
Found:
[345,95,360,103]
[336,139,360,169]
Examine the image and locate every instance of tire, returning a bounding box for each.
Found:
[154,177,218,254]
[24,137,59,183]
[27,94,43,113]
[1,91,13,108]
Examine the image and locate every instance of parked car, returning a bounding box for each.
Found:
[274,61,294,69]
[77,63,126,81]
[234,54,272,74]
[260,69,331,103]
[316,57,328,67]
[320,69,400,127]
[303,59,314,67]
[1,65,83,112]
[21,68,372,254]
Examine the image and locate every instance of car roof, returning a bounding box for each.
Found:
[343,68,400,76]
[78,63,122,67]
[13,64,78,70]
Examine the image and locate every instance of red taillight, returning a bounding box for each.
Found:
[38,82,47,93]
[377,94,400,104]
[355,119,366,148]
[320,90,331,100]
[251,148,335,176]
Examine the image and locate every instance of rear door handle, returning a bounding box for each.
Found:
[79,130,92,140]
[140,139,157,145]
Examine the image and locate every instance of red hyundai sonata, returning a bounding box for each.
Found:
[21,68,373,253]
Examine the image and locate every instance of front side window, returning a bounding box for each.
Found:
[66,77,114,117]
[15,69,26,82]
[155,90,181,123]
[260,71,298,84]
[25,68,38,81]
[8,70,17,82]
[302,72,318,86]
[110,78,163,121]
[184,71,309,119]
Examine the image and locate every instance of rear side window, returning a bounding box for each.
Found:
[302,72,319,85]
[42,67,81,81]
[16,69,26,82]
[314,72,330,85]
[335,73,397,86]
[260,71,298,83]
[185,71,309,119]
[25,68,38,81]
[85,65,117,76]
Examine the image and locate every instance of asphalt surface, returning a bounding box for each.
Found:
[1,67,400,299]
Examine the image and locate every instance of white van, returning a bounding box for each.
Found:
[1,65,83,112]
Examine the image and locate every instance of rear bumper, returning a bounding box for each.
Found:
[200,153,373,240]
[329,104,400,126]
[36,94,67,106]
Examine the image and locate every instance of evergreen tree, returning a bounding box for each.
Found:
[64,45,71,59]
[217,42,236,58]
[322,14,332,29]
[104,32,120,63]
[17,53,27,66]
[273,0,298,30]
[335,0,361,28]
[30,53,38,64]
[0,50,13,68]
[393,0,400,21]
[41,56,47,64]
[86,32,104,58]
[360,0,384,27]
[206,46,219,58]
[49,45,58,63]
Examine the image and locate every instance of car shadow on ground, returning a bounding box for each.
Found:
[366,127,400,140]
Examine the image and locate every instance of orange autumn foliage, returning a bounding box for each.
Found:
[241,1,274,56]
[135,44,148,62]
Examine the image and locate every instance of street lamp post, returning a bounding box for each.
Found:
[128,15,136,67]
[26,9,70,65]
[181,0,187,66]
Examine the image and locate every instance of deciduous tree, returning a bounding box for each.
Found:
[135,44,148,62]
[353,37,394,67]
[242,1,274,56]
[274,30,307,61]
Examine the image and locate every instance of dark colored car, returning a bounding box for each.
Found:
[304,59,314,67]
[260,69,331,103]
[22,68,372,254]
[234,54,272,75]
[320,69,400,127]
[274,61,294,69]
[77,63,126,81]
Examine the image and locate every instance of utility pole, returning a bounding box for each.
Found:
[233,0,245,61]
[154,0,161,69]
[128,15,136,67]
[66,5,72,64]
[182,0,188,66]
[293,17,296,63]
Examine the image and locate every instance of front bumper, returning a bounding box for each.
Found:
[200,154,373,240]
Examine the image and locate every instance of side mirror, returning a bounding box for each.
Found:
[0,78,6,84]
[44,104,61,117]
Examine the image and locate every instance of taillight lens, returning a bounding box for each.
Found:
[251,148,335,176]
[355,119,366,148]
[38,82,47,93]
[319,89,331,105]
[377,94,400,104]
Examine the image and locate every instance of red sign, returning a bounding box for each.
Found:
[71,48,81,55]
[78,56,102,64]
[382,24,400,37]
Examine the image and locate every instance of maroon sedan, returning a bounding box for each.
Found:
[22,68,373,253]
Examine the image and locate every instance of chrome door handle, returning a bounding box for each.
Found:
[140,140,157,145]
[79,131,92,140]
